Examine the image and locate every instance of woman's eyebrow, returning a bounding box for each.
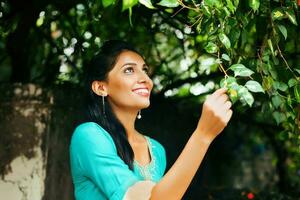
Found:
[121,63,137,68]
[121,63,148,68]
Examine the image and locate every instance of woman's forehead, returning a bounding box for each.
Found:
[116,50,145,64]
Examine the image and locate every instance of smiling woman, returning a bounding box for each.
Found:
[69,40,233,200]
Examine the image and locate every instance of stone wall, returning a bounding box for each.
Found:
[0,83,80,200]
[0,83,51,200]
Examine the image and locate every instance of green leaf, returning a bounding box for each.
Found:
[267,39,275,56]
[288,78,298,87]
[220,76,237,88]
[226,0,235,13]
[233,0,239,6]
[103,0,116,7]
[221,53,231,61]
[220,77,240,104]
[294,84,300,103]
[262,76,274,90]
[272,8,285,20]
[238,86,254,106]
[272,95,283,109]
[272,111,286,125]
[139,0,155,9]
[122,0,138,11]
[274,81,288,92]
[285,9,298,25]
[202,5,212,17]
[228,87,239,104]
[204,42,219,53]
[295,69,300,75]
[277,25,287,40]
[204,0,222,7]
[249,0,260,12]
[229,64,254,77]
[218,33,231,49]
[157,0,179,7]
[245,80,265,93]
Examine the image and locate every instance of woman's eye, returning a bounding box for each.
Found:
[124,67,134,74]
[143,67,150,74]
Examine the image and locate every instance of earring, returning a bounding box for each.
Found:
[137,110,142,119]
[102,95,106,117]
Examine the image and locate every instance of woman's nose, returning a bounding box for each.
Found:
[137,71,153,88]
[137,70,150,83]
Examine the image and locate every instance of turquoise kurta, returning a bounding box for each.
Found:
[70,122,167,200]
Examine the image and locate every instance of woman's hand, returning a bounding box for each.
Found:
[196,88,233,144]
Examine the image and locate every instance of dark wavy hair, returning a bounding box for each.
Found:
[83,40,141,170]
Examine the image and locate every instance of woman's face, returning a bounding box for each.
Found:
[105,50,153,111]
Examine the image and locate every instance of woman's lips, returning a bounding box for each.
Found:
[132,88,150,97]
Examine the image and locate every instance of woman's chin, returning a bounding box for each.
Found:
[136,100,150,109]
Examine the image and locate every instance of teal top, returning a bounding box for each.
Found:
[70,122,167,200]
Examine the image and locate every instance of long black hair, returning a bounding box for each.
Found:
[83,40,141,170]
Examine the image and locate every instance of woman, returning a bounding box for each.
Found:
[70,40,233,200]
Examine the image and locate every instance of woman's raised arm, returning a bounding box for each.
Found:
[150,88,233,200]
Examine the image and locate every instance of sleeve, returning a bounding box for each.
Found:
[159,144,167,176]
[71,122,151,200]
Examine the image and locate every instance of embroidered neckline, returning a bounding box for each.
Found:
[133,136,156,180]
[133,136,154,168]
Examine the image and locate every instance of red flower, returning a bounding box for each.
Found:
[247,192,255,199]
[298,0,300,6]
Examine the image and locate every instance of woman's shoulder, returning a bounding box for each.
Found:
[71,122,114,148]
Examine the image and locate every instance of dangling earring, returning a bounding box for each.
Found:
[137,110,142,119]
[102,95,106,117]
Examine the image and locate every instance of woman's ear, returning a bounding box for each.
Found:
[91,80,108,96]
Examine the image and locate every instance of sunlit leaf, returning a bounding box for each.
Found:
[285,9,298,25]
[220,77,241,104]
[267,39,275,56]
[238,86,254,106]
[220,76,237,88]
[218,33,231,49]
[221,53,231,61]
[294,84,300,103]
[229,64,254,77]
[122,0,138,11]
[295,69,300,75]
[157,0,179,7]
[204,42,219,53]
[204,0,222,7]
[103,0,116,7]
[245,80,265,93]
[226,0,235,13]
[249,0,260,12]
[139,0,155,9]
[277,25,287,40]
[228,87,239,103]
[272,8,285,20]
[36,17,44,27]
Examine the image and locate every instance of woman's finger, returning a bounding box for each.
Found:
[211,88,227,98]
[217,94,229,104]
[223,101,232,110]
[224,109,233,123]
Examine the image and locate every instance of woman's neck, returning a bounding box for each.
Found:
[111,106,142,142]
